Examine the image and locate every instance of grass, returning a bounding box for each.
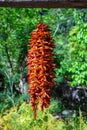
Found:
[0,100,87,130]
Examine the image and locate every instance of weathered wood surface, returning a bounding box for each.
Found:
[0,0,87,8]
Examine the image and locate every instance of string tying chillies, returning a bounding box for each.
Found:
[27,23,55,119]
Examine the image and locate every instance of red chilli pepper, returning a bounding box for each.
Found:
[27,23,55,119]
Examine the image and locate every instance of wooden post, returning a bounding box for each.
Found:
[0,0,87,8]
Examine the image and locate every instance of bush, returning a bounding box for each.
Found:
[54,23,87,87]
[67,23,87,86]
[0,101,87,130]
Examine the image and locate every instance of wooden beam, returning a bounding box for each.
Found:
[0,1,87,8]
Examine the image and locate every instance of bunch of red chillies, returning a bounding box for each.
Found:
[27,23,55,119]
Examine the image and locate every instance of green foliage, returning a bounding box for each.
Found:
[0,93,14,112]
[49,98,63,114]
[54,10,87,86]
[0,8,87,129]
[66,23,87,86]
[54,35,69,83]
[0,8,41,96]
[0,8,87,90]
[0,91,29,113]
[55,22,87,86]
[0,102,87,130]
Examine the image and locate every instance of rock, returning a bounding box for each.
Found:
[61,110,76,118]
[52,82,87,111]
[54,110,78,120]
[54,114,61,119]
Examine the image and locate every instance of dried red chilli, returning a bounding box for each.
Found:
[27,23,55,119]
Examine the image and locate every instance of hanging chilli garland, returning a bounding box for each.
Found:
[27,23,55,119]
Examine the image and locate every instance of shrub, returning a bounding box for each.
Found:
[54,23,87,86]
[0,102,87,130]
[67,23,87,86]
